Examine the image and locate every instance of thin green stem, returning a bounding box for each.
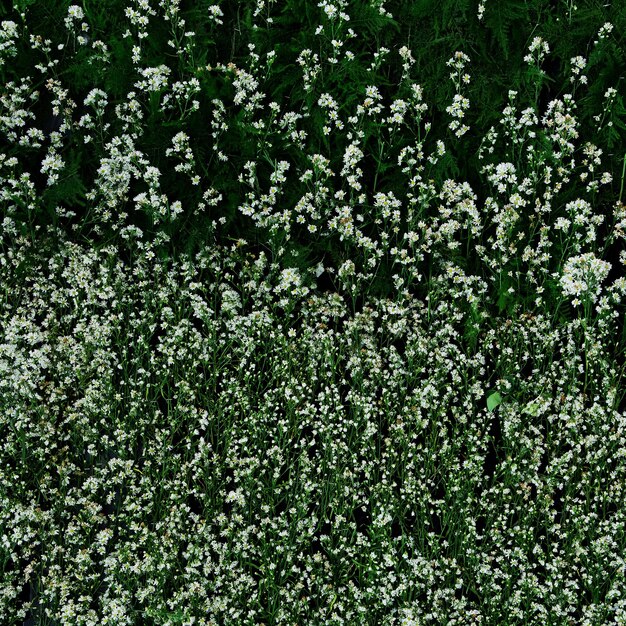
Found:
[618,152,626,205]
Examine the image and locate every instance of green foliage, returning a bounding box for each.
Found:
[487,391,503,412]
[2,0,624,256]
[351,2,400,42]
[103,34,134,98]
[42,159,88,215]
[482,0,534,61]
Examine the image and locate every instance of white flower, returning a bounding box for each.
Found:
[41,151,64,186]
[559,253,611,305]
[524,36,550,64]
[134,65,171,92]
[208,5,224,24]
[338,259,355,279]
[276,267,302,294]
[596,22,613,41]
[446,51,470,70]
[67,5,84,20]
[64,4,84,28]
[84,88,108,114]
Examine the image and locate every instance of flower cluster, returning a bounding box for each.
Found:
[559,252,612,307]
[446,51,471,138]
[524,36,550,66]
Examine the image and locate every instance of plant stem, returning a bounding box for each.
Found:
[618,152,626,205]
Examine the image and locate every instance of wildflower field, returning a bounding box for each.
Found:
[2,0,626,624]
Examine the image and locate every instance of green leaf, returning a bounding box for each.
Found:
[497,290,510,314]
[487,391,503,412]
[522,397,543,416]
